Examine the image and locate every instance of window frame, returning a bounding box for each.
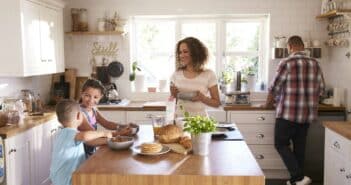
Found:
[130,15,269,93]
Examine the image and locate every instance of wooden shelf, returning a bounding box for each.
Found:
[316,9,351,19]
[65,31,124,35]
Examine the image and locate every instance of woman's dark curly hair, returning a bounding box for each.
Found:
[81,78,105,95]
[175,37,208,72]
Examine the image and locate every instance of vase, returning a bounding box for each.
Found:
[134,74,145,92]
[246,75,256,91]
[191,133,212,156]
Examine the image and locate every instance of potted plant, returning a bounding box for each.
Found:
[242,66,256,91]
[183,114,216,156]
[129,61,141,81]
[129,62,144,92]
[220,69,234,93]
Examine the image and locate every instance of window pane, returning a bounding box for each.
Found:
[134,20,176,87]
[139,55,175,85]
[225,55,258,75]
[226,22,260,52]
[181,22,217,72]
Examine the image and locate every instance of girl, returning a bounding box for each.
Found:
[79,79,131,156]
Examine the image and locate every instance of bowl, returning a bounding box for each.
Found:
[129,123,140,135]
[107,136,134,150]
[177,92,196,100]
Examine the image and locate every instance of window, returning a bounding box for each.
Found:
[130,15,268,92]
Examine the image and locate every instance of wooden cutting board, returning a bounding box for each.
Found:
[75,77,89,101]
[163,143,191,155]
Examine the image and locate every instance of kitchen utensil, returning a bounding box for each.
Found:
[177,92,196,100]
[97,66,110,84]
[107,136,134,150]
[107,61,124,78]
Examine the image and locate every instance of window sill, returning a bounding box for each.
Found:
[130,92,170,101]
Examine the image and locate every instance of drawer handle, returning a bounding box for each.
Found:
[8,149,16,154]
[256,154,264,160]
[333,141,341,149]
[340,168,346,172]
[346,174,351,179]
[257,117,265,121]
[50,128,57,133]
[256,134,265,139]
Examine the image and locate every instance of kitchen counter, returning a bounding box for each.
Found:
[224,103,345,112]
[323,121,351,140]
[0,112,57,138]
[98,101,345,113]
[98,101,166,111]
[72,125,264,185]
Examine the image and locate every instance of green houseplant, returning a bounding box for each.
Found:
[181,105,216,155]
[129,61,141,81]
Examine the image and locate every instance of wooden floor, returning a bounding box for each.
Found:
[266,179,322,185]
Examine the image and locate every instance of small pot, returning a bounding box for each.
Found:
[107,61,124,78]
[191,133,212,156]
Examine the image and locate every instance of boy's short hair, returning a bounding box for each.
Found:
[56,99,80,125]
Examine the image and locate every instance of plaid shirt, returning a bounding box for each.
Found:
[269,51,325,123]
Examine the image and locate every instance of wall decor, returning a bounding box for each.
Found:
[91,42,119,57]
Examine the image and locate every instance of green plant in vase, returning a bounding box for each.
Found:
[129,61,141,81]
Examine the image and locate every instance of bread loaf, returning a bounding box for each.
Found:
[158,124,182,143]
[179,136,192,149]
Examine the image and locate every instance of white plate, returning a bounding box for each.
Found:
[212,127,231,135]
[132,145,170,156]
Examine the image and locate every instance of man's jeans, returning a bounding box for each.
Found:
[274,118,310,183]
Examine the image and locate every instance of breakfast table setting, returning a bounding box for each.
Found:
[72,121,265,185]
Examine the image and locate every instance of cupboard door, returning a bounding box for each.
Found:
[98,111,126,130]
[39,5,58,73]
[34,120,61,185]
[5,131,34,185]
[22,0,41,75]
[126,111,165,125]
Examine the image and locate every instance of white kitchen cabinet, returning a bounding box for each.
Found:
[4,129,34,185]
[0,0,64,76]
[3,118,60,185]
[33,119,61,185]
[126,111,165,125]
[228,110,289,179]
[324,128,351,185]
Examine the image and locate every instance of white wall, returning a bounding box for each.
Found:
[0,75,52,103]
[63,0,328,100]
[324,48,351,114]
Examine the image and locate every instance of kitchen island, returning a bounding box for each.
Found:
[72,125,265,185]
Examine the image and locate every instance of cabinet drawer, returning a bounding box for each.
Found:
[325,128,351,160]
[249,145,286,170]
[126,111,165,125]
[236,124,274,144]
[230,111,275,124]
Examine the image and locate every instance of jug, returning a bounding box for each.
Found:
[20,89,34,112]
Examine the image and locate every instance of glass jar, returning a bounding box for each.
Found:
[79,8,88,31]
[20,89,34,113]
[97,18,105,32]
[71,8,80,32]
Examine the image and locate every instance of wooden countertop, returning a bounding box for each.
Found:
[72,125,264,185]
[0,112,57,138]
[223,103,345,112]
[98,101,166,111]
[98,101,345,113]
[323,121,351,140]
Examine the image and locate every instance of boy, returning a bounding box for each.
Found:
[50,99,113,185]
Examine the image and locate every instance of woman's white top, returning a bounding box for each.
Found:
[170,69,217,117]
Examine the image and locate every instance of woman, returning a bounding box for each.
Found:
[170,37,220,117]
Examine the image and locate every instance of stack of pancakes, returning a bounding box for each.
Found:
[141,142,162,154]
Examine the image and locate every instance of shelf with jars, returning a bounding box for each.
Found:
[65,31,124,35]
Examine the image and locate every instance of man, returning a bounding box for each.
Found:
[264,36,325,185]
